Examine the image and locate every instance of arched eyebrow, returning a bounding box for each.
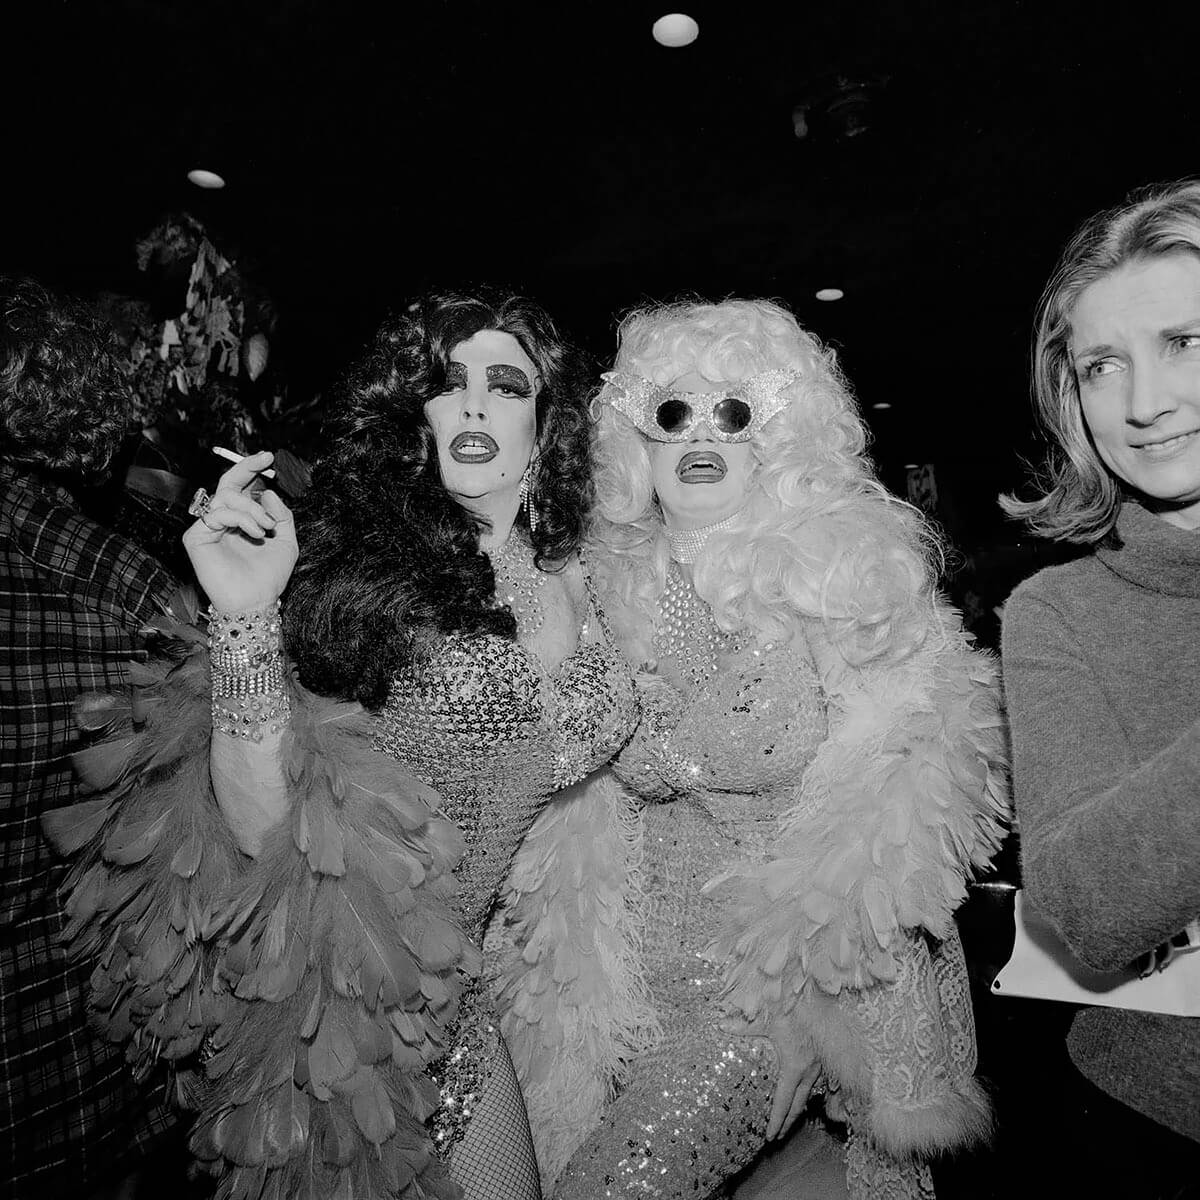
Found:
[486,364,533,396]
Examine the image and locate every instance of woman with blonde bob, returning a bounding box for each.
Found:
[497,298,1010,1199]
[1001,180,1200,1189]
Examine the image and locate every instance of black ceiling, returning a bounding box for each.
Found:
[9,0,1200,519]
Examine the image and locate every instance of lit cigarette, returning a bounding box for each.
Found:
[213,446,277,479]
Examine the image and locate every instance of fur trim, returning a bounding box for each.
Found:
[495,771,661,1194]
[785,929,994,1158]
[870,1076,994,1159]
[44,591,470,1200]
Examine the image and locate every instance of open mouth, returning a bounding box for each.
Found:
[449,432,499,463]
[675,450,727,483]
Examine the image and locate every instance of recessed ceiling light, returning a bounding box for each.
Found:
[815,287,844,302]
[187,169,226,189]
[652,13,699,47]
[871,402,892,410]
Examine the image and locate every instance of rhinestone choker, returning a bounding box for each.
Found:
[663,513,740,564]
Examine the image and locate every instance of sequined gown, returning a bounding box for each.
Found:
[554,564,978,1200]
[555,565,831,1199]
[374,587,637,1159]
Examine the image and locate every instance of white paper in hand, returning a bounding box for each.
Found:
[992,891,1200,1017]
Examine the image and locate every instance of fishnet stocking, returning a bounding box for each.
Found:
[449,1036,542,1200]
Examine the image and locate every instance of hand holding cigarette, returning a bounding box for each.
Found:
[213,446,276,478]
[183,449,298,614]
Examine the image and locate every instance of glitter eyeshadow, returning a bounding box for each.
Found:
[486,363,533,396]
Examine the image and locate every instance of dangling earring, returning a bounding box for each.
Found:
[521,448,540,534]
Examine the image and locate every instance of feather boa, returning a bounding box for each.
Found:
[498,601,1010,1187]
[706,606,1009,1002]
[493,771,660,1194]
[43,589,471,1200]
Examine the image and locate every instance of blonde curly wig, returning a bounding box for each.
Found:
[589,298,944,666]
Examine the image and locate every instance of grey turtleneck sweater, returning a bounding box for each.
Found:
[1002,500,1200,1143]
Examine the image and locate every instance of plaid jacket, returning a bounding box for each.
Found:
[0,462,179,1197]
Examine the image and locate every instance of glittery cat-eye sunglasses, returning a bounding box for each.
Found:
[599,368,798,443]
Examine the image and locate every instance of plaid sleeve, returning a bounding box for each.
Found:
[1,472,180,1196]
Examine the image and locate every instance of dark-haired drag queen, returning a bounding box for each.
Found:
[45,289,639,1200]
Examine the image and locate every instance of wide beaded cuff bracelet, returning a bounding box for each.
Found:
[212,696,292,742]
[209,603,284,672]
[208,601,291,740]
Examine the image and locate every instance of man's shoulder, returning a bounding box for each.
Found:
[2,468,178,621]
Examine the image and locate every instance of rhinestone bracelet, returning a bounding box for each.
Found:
[209,601,291,739]
[212,695,292,742]
[212,658,285,698]
[208,602,283,672]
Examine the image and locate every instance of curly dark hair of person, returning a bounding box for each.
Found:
[284,286,597,707]
[0,275,135,481]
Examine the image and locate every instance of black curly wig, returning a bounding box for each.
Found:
[0,276,135,481]
[284,287,597,707]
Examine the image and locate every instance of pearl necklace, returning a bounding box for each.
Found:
[489,531,546,635]
[664,513,739,564]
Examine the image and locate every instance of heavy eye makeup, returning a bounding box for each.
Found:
[486,363,533,397]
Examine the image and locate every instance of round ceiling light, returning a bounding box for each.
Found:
[187,168,226,189]
[815,287,844,302]
[652,14,699,47]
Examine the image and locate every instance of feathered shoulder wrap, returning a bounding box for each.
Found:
[713,606,1009,999]
[493,770,661,1190]
[701,607,1010,1156]
[43,590,473,1200]
[497,599,1010,1188]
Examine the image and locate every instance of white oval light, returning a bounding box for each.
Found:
[815,287,844,302]
[652,13,699,47]
[187,169,226,189]
[871,402,892,410]
[903,463,920,469]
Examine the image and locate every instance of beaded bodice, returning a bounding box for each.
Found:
[663,637,828,800]
[375,622,636,939]
[626,620,830,813]
[617,579,830,981]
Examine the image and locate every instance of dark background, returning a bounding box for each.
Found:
[10,1,1200,506]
